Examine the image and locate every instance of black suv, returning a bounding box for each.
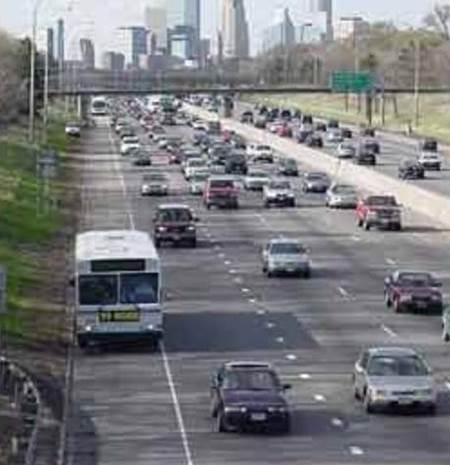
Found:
[210,362,291,433]
[153,204,197,248]
[225,152,248,175]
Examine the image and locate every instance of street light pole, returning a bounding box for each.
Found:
[28,2,40,144]
[413,38,421,128]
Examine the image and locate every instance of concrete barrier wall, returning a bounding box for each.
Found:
[186,104,450,227]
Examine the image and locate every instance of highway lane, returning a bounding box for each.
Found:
[69,115,450,465]
[234,100,450,199]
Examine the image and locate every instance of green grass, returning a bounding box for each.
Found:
[244,93,450,143]
[0,119,66,337]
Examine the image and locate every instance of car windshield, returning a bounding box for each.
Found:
[222,370,280,390]
[397,273,433,287]
[307,173,327,181]
[192,173,209,182]
[366,196,397,206]
[423,140,437,151]
[159,209,192,222]
[283,159,297,167]
[120,273,159,304]
[124,138,139,144]
[367,355,429,376]
[257,145,271,151]
[144,174,166,182]
[248,172,268,178]
[271,243,306,255]
[79,275,117,306]
[210,180,234,188]
[333,185,356,194]
[269,181,290,189]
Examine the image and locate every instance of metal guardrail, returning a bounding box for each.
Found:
[0,357,42,465]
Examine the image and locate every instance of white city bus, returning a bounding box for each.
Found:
[75,230,163,348]
[90,97,108,116]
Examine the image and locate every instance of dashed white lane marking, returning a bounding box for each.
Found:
[224,260,231,265]
[381,324,397,338]
[445,382,450,391]
[218,253,225,258]
[314,394,326,402]
[331,417,344,427]
[266,322,275,329]
[276,337,285,343]
[256,309,265,314]
[229,269,237,274]
[337,286,349,298]
[386,258,397,265]
[234,277,243,284]
[241,288,250,293]
[286,354,297,361]
[251,300,260,306]
[351,236,362,242]
[349,446,364,456]
[299,373,311,380]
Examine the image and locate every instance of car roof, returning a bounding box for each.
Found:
[224,361,273,370]
[268,237,302,245]
[158,204,191,210]
[367,347,419,358]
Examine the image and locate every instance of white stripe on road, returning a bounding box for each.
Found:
[337,286,349,298]
[314,394,326,402]
[381,324,397,338]
[349,446,364,456]
[386,258,397,266]
[331,417,343,427]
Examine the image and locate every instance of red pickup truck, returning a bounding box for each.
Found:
[356,195,402,231]
[203,176,239,209]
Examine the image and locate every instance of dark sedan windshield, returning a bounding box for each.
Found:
[223,370,280,390]
[271,243,306,255]
[366,196,397,206]
[397,273,433,287]
[159,209,192,222]
[367,356,429,376]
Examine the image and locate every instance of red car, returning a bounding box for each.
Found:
[356,195,402,231]
[203,176,239,209]
[276,123,292,138]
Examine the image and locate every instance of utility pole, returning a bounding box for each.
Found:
[43,38,49,144]
[28,3,39,144]
[413,38,421,128]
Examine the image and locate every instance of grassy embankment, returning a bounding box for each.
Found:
[244,93,450,143]
[0,117,67,338]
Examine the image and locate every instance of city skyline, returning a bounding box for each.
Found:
[0,0,435,62]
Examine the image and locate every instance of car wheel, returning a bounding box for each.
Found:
[357,218,363,227]
[303,269,311,279]
[364,391,374,414]
[155,239,161,248]
[190,239,197,248]
[384,292,392,307]
[364,221,371,231]
[290,200,296,208]
[425,404,437,416]
[267,270,273,278]
[394,298,402,313]
[264,201,270,209]
[206,203,211,210]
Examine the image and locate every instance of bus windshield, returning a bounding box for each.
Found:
[79,273,159,305]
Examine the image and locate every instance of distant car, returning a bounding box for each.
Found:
[360,127,376,138]
[240,111,254,124]
[325,183,358,208]
[184,158,208,180]
[353,347,437,414]
[354,147,376,165]
[336,142,356,159]
[247,144,274,163]
[210,361,291,433]
[141,173,169,196]
[244,171,270,191]
[417,151,442,171]
[133,153,152,166]
[303,172,331,193]
[295,128,313,144]
[276,123,292,138]
[192,121,208,131]
[254,115,268,129]
[326,129,343,144]
[148,125,165,140]
[384,271,443,314]
[189,171,210,195]
[356,195,402,231]
[314,122,326,132]
[360,138,380,154]
[65,121,81,137]
[277,158,299,177]
[153,204,198,248]
[327,119,339,129]
[419,138,438,152]
[305,133,323,148]
[120,136,140,155]
[398,159,425,180]
[341,127,353,138]
[224,152,248,175]
[204,176,239,209]
[262,238,311,278]
[263,179,295,208]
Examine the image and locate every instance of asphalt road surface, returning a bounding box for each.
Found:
[235,101,450,199]
[68,114,450,465]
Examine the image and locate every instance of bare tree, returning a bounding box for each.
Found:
[424,3,450,40]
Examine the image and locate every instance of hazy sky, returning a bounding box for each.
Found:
[0,0,435,61]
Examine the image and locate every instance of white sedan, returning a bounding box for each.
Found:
[120,136,140,155]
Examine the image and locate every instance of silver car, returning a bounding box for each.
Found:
[262,239,311,278]
[263,179,295,208]
[353,347,437,414]
[189,171,210,195]
[141,173,169,196]
[325,183,358,208]
[244,171,270,191]
[336,143,355,159]
[326,129,343,144]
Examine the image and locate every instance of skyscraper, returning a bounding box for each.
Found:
[309,0,333,42]
[46,28,54,63]
[80,38,95,69]
[57,18,65,70]
[145,1,168,54]
[167,0,200,56]
[220,0,249,59]
[262,7,295,52]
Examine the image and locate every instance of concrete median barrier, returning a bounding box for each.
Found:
[185,104,450,228]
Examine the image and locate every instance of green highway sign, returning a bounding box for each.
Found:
[330,71,374,93]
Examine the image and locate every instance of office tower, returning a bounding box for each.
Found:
[57,18,65,70]
[262,7,295,52]
[80,38,95,69]
[167,0,200,56]
[102,52,125,71]
[220,0,249,59]
[309,0,333,42]
[144,1,168,54]
[47,28,55,63]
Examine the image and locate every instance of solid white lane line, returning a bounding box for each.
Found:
[381,324,397,338]
[349,446,364,456]
[161,342,194,465]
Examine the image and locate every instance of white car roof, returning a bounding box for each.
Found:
[367,347,418,358]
